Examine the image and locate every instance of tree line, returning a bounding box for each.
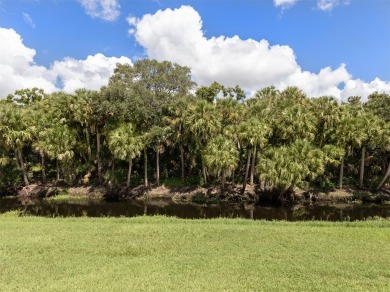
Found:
[0,59,389,198]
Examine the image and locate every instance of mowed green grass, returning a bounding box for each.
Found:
[0,215,389,291]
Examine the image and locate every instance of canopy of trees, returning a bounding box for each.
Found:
[0,59,389,199]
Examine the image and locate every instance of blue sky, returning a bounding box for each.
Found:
[0,0,389,100]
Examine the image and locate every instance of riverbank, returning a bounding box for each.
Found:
[0,215,389,291]
[8,182,390,205]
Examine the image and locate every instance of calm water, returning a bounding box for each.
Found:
[1,196,390,221]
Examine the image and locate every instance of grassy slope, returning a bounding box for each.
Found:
[0,216,389,291]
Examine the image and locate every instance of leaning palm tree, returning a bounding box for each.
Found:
[203,135,239,194]
[108,123,144,187]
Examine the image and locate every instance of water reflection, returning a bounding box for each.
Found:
[0,197,389,221]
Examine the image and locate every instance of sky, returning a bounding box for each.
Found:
[0,0,389,101]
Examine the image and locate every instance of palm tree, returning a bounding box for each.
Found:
[203,135,239,193]
[28,99,55,183]
[333,113,362,189]
[355,113,385,188]
[45,124,77,183]
[257,140,328,197]
[164,97,194,182]
[148,125,170,186]
[184,99,221,184]
[311,96,342,148]
[377,162,390,191]
[0,103,32,186]
[238,117,270,194]
[108,123,144,187]
[216,96,243,132]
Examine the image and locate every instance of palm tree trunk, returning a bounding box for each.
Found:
[338,156,344,189]
[250,145,257,185]
[56,159,60,182]
[40,150,46,183]
[17,149,29,186]
[221,171,226,195]
[377,163,390,191]
[144,148,148,187]
[127,160,132,188]
[111,159,115,173]
[241,147,252,194]
[96,131,102,185]
[180,145,185,182]
[359,145,365,189]
[86,128,91,161]
[201,158,207,185]
[156,145,160,186]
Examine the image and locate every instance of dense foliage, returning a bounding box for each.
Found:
[0,59,389,197]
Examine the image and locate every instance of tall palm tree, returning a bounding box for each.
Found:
[0,103,32,186]
[333,113,362,189]
[355,113,384,188]
[203,135,239,193]
[164,97,195,182]
[44,124,77,183]
[148,125,170,186]
[108,123,144,188]
[311,96,342,148]
[184,99,221,184]
[238,117,270,194]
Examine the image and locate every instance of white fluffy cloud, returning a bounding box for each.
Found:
[0,27,132,97]
[129,5,389,101]
[78,0,120,21]
[50,54,131,92]
[0,28,57,96]
[341,78,390,101]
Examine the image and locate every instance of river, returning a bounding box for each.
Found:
[1,196,389,221]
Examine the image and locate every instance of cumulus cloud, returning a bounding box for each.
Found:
[341,78,390,102]
[0,27,132,97]
[50,54,131,92]
[0,27,57,96]
[78,0,120,21]
[128,5,389,101]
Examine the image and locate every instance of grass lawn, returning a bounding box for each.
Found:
[0,214,389,291]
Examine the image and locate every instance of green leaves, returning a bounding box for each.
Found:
[257,140,333,193]
[107,123,145,162]
[0,64,388,193]
[203,135,239,178]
